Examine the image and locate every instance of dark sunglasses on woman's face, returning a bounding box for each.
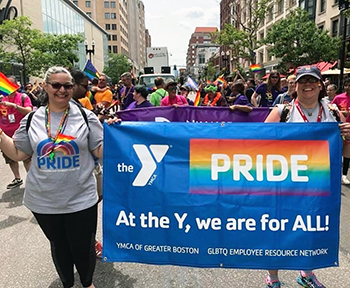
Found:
[47,82,74,90]
[297,77,319,84]
[270,76,279,79]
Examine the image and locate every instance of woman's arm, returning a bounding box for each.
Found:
[264,107,280,122]
[0,129,31,161]
[251,91,259,107]
[230,104,253,113]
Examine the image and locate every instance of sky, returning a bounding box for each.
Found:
[142,0,220,69]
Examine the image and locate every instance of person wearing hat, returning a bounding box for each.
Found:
[126,85,154,109]
[264,65,350,288]
[161,79,188,107]
[180,85,194,106]
[201,84,227,107]
[331,78,350,184]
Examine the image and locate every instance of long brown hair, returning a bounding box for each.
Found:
[266,70,282,93]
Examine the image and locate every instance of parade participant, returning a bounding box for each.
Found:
[161,79,188,107]
[180,85,194,105]
[325,84,337,104]
[150,77,168,106]
[0,75,33,189]
[228,82,252,113]
[70,70,93,110]
[0,66,119,288]
[264,66,350,288]
[251,70,282,107]
[127,85,154,109]
[25,82,40,108]
[119,72,135,110]
[245,78,256,103]
[331,78,350,184]
[201,84,227,107]
[94,74,113,110]
[272,75,296,106]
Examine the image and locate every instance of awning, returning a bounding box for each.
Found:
[321,68,350,75]
[315,61,337,72]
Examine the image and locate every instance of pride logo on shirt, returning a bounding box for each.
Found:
[189,139,330,196]
[36,138,80,171]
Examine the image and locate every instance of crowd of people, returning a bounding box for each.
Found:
[1,65,350,288]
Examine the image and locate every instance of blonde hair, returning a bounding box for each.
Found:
[287,75,296,81]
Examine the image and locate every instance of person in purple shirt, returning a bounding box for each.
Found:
[229,82,253,113]
[251,70,282,107]
[126,85,154,109]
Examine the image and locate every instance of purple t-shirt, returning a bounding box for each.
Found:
[126,100,154,110]
[233,94,251,106]
[255,83,281,107]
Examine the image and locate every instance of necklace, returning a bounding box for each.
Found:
[45,105,70,160]
[302,105,318,116]
[295,99,323,122]
[203,93,221,106]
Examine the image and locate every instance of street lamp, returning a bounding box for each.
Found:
[84,39,95,62]
[221,50,230,74]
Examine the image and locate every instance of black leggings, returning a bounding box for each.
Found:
[33,204,97,288]
[343,157,350,176]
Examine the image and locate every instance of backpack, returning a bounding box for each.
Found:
[280,103,341,122]
[25,103,89,132]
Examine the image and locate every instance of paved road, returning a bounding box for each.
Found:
[1,156,350,288]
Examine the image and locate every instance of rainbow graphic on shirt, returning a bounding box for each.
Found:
[189,139,330,196]
[36,138,80,171]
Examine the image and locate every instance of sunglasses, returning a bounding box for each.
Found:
[298,77,319,84]
[270,76,279,79]
[47,82,73,90]
[79,83,89,89]
[168,86,177,91]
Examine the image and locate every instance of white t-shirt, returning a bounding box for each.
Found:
[13,103,103,214]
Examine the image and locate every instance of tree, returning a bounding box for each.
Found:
[0,16,42,81]
[213,0,270,66]
[201,62,216,82]
[103,53,131,84]
[263,8,341,69]
[32,33,85,72]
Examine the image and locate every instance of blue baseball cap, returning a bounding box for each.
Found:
[296,66,322,82]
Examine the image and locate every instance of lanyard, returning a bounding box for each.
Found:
[294,99,323,122]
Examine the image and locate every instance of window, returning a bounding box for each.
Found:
[85,1,90,7]
[73,0,78,5]
[259,51,264,64]
[104,1,109,8]
[260,31,264,40]
[320,0,326,12]
[112,34,117,41]
[268,6,273,21]
[111,13,116,19]
[112,24,117,30]
[277,0,284,14]
[108,45,111,53]
[318,25,324,30]
[105,24,110,30]
[113,46,118,53]
[107,35,111,41]
[198,54,205,64]
[105,13,110,19]
[111,1,116,8]
[332,19,339,37]
[86,12,91,17]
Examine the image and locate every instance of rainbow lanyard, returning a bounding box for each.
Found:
[294,99,323,122]
[45,105,70,160]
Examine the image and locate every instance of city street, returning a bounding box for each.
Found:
[1,156,350,288]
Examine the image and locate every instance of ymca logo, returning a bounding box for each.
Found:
[132,144,169,187]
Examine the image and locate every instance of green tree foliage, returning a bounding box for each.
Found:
[263,8,341,69]
[32,33,85,72]
[213,0,270,65]
[0,16,42,81]
[103,53,131,84]
[201,62,216,81]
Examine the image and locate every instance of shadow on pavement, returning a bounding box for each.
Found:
[0,186,24,208]
[48,260,137,288]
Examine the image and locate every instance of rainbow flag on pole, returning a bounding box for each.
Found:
[213,74,227,87]
[0,72,19,96]
[193,90,201,106]
[250,64,262,73]
[83,60,101,80]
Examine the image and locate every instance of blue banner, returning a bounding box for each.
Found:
[103,122,341,270]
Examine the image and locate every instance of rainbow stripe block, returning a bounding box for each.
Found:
[189,139,330,196]
[0,72,19,96]
[250,64,262,73]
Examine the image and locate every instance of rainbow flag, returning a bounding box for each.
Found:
[213,75,227,87]
[86,90,94,103]
[83,60,100,80]
[0,72,19,96]
[193,90,201,106]
[250,64,262,73]
[55,134,76,144]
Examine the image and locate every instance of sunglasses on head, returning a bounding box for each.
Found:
[47,82,73,90]
[298,77,319,84]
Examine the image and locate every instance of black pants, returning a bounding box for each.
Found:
[343,157,350,176]
[33,204,97,288]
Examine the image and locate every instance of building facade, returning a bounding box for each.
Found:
[186,27,218,77]
[2,0,108,81]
